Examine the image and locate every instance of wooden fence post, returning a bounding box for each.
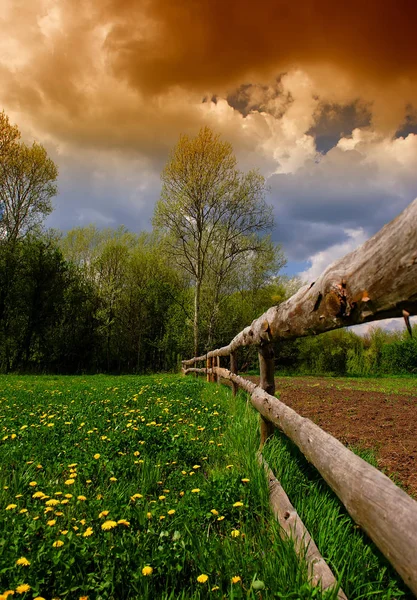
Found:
[216,356,221,384]
[206,355,210,382]
[258,343,276,447]
[210,357,215,383]
[230,351,238,396]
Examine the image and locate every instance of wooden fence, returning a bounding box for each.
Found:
[182,197,417,598]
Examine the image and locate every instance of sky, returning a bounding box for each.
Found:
[1,0,417,320]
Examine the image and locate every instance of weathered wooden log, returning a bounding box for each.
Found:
[216,356,221,384]
[182,197,417,366]
[258,343,276,447]
[258,454,347,599]
[213,366,417,596]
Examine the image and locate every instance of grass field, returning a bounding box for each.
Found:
[0,374,412,599]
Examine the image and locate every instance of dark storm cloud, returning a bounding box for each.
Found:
[308,102,371,154]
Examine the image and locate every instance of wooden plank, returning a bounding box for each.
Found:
[258,454,347,599]
[182,197,417,365]
[213,366,417,597]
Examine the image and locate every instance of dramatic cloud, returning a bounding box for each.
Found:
[0,0,417,284]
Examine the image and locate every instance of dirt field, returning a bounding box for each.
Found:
[249,376,417,497]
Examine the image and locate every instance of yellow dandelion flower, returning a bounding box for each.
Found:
[19,509,28,514]
[79,519,86,525]
[2,590,15,598]
[16,557,30,566]
[233,501,244,507]
[68,463,77,468]
[94,453,100,459]
[158,495,165,501]
[191,488,200,493]
[241,478,250,483]
[146,512,152,519]
[217,516,225,521]
[32,491,45,499]
[34,597,46,600]
[79,596,88,600]
[117,519,130,526]
[167,509,175,515]
[64,479,75,485]
[64,493,73,498]
[159,515,165,520]
[83,527,93,537]
[210,509,218,515]
[5,504,17,510]
[15,583,31,593]
[231,576,241,584]
[28,481,37,487]
[179,491,185,497]
[142,566,153,576]
[133,451,140,456]
[52,540,64,547]
[101,520,117,531]
[226,465,233,469]
[77,496,87,501]
[131,494,143,500]
[61,530,69,535]
[193,465,201,469]
[197,574,208,583]
[109,477,117,482]
[181,470,187,475]
[15,494,23,499]
[61,499,69,505]
[47,519,56,526]
[99,510,109,518]
[45,499,59,506]
[231,529,240,538]
[211,586,220,591]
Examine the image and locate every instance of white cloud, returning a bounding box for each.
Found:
[298,227,368,283]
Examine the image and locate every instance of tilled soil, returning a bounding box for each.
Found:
[247,376,417,497]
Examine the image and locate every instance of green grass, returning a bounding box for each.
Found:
[0,374,339,600]
[262,433,413,599]
[0,374,411,599]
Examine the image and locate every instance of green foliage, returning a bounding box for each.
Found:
[274,325,417,377]
[0,111,57,244]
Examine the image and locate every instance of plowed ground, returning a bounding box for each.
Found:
[248,376,417,497]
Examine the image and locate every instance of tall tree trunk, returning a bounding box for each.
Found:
[193,278,201,357]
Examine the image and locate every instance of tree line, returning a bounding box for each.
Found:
[273,326,417,376]
[0,114,293,373]
[1,112,413,376]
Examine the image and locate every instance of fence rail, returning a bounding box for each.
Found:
[182,198,417,597]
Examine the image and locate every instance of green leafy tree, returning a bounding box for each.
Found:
[154,126,274,356]
[0,111,57,244]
